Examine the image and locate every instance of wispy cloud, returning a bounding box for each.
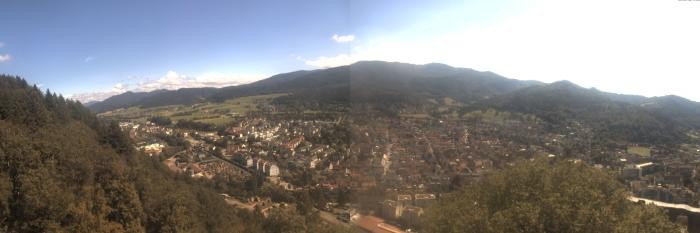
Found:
[0,54,11,63]
[84,56,96,62]
[135,71,263,92]
[0,42,9,63]
[67,83,132,103]
[331,34,355,43]
[70,91,119,103]
[112,83,128,92]
[69,71,266,103]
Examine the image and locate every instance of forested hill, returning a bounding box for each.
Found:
[469,81,688,144]
[0,75,249,232]
[88,61,541,113]
[89,88,216,113]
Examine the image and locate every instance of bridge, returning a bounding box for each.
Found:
[629,196,700,233]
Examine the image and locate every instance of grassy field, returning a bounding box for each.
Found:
[100,93,287,126]
[627,146,651,157]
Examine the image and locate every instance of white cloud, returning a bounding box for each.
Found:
[112,83,128,92]
[135,70,262,92]
[69,83,131,103]
[332,34,355,43]
[84,56,95,62]
[0,54,11,62]
[70,71,266,103]
[70,91,123,103]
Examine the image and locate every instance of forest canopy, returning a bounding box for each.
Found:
[0,75,359,233]
[424,159,680,233]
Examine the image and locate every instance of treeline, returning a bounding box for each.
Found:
[174,120,218,131]
[0,75,353,233]
[147,116,172,126]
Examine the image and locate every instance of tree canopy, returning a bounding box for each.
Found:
[0,74,361,233]
[424,159,680,233]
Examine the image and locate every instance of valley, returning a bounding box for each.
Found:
[87,62,700,232]
[4,1,698,232]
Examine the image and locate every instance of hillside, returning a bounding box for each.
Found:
[89,61,541,113]
[0,75,249,232]
[89,88,216,113]
[86,61,700,145]
[602,92,700,129]
[471,81,686,144]
[639,95,700,129]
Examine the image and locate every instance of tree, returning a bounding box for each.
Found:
[296,191,313,215]
[336,188,354,207]
[262,209,307,233]
[424,159,681,233]
[0,75,257,232]
[147,116,172,126]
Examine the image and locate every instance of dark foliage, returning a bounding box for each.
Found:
[88,88,216,113]
[2,75,352,233]
[87,90,165,113]
[425,159,680,233]
[469,81,688,144]
[0,75,247,232]
[147,116,172,126]
[174,120,218,131]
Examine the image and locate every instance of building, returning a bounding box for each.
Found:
[381,200,403,220]
[623,165,641,180]
[401,206,424,226]
[141,143,165,156]
[623,162,660,180]
[306,157,320,169]
[637,162,659,177]
[234,154,253,167]
[397,195,412,206]
[265,163,279,177]
[414,193,436,208]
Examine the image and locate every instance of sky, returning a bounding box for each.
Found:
[1,0,700,102]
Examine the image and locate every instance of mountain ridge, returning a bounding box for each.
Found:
[85,61,700,143]
[88,61,700,113]
[89,61,544,112]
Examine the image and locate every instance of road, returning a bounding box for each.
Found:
[317,209,354,229]
[629,196,700,213]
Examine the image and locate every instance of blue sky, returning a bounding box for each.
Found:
[1,0,700,102]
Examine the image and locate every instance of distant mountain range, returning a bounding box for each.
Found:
[89,61,542,112]
[88,61,700,144]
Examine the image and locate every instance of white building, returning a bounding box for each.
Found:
[266,164,279,177]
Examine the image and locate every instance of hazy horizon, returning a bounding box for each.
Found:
[2,0,700,102]
[71,61,700,104]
